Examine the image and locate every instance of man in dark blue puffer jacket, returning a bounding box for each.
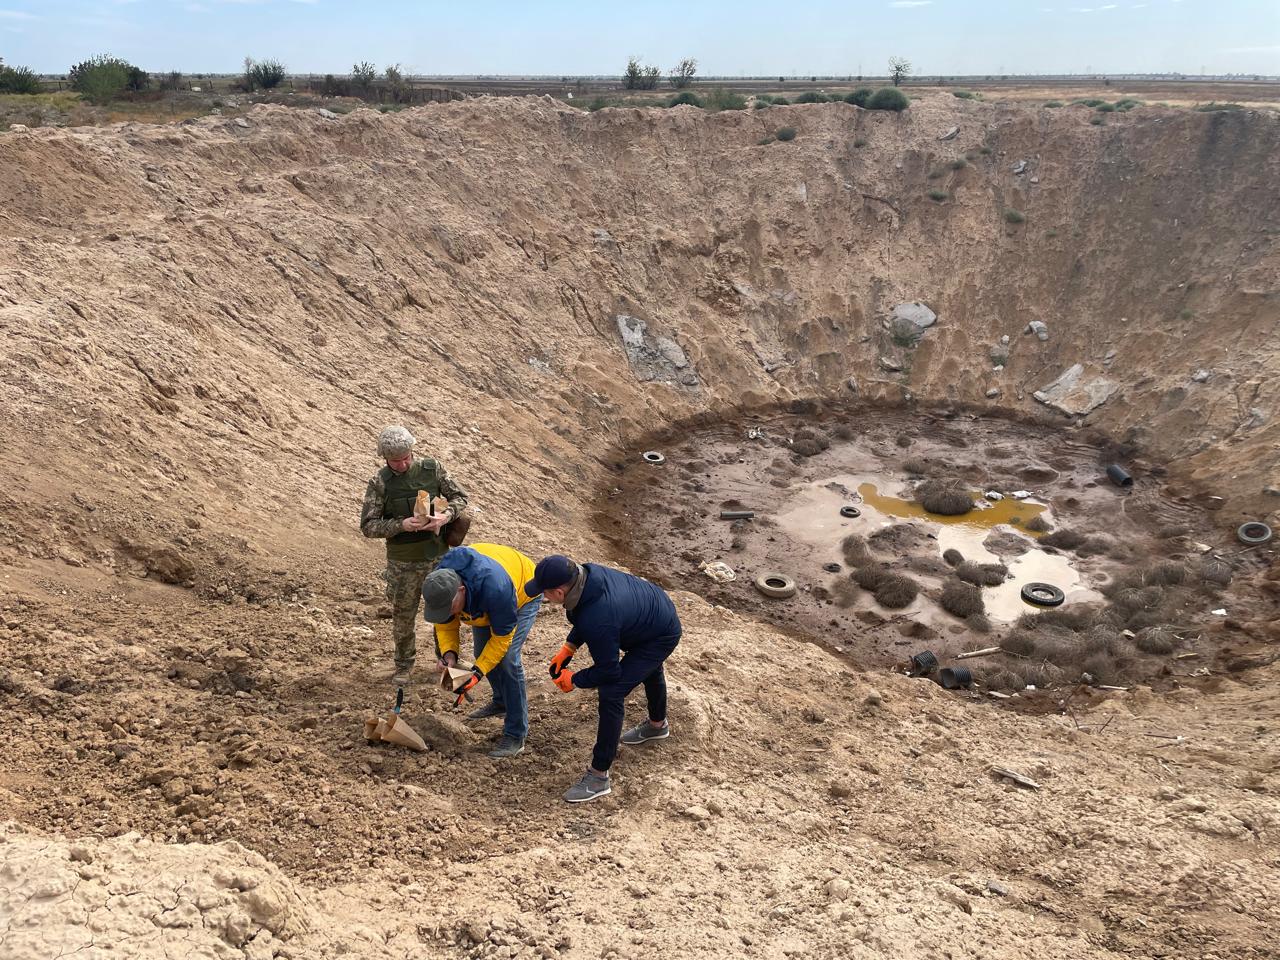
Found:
[525,555,681,803]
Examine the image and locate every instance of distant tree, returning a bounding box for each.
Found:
[158,70,184,92]
[668,57,697,89]
[351,61,377,93]
[243,56,286,91]
[623,56,661,90]
[385,63,406,102]
[70,54,138,104]
[0,61,41,94]
[889,56,912,87]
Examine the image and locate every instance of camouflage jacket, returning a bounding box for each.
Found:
[360,457,469,556]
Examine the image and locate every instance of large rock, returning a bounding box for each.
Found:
[1033,364,1121,416]
[890,302,937,332]
[615,315,699,389]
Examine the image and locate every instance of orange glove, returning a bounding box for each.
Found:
[552,668,575,693]
[453,667,483,708]
[548,643,576,679]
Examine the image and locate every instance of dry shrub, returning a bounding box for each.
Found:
[1040,529,1085,550]
[983,666,1024,691]
[831,578,861,608]
[1021,606,1095,633]
[1025,515,1052,533]
[832,423,857,441]
[1200,559,1233,587]
[906,555,950,578]
[968,613,992,634]
[1158,524,1189,539]
[792,428,830,458]
[1135,626,1177,654]
[841,533,870,566]
[874,574,920,609]
[902,457,932,476]
[896,435,914,448]
[1000,631,1037,656]
[942,548,964,567]
[916,479,974,516]
[853,565,890,590]
[956,561,1008,587]
[1111,588,1149,616]
[1009,659,1065,688]
[1075,536,1112,558]
[940,578,984,618]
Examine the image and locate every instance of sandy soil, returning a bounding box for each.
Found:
[1,93,1278,958]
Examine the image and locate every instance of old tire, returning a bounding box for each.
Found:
[822,562,842,573]
[839,505,861,519]
[1237,522,1273,546]
[1021,582,1065,608]
[754,572,797,599]
[642,451,666,465]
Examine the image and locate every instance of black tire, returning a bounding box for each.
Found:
[754,572,797,599]
[839,505,861,519]
[823,562,841,573]
[1021,582,1065,607]
[1237,522,1273,546]
[642,451,666,465]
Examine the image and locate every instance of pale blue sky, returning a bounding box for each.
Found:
[1,0,1276,76]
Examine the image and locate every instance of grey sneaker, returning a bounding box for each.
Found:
[467,700,506,721]
[563,770,612,804]
[621,721,670,746]
[488,735,525,759]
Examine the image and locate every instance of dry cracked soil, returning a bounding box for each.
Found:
[1,93,1278,959]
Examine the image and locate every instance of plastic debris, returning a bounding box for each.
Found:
[1010,490,1031,499]
[984,491,1004,501]
[699,560,736,583]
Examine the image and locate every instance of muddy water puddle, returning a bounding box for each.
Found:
[600,408,1201,667]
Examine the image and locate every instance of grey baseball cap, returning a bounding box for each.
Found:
[420,568,462,623]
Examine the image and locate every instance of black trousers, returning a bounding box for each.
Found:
[591,634,680,772]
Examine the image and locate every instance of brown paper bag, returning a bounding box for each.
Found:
[413,491,450,521]
[439,665,477,694]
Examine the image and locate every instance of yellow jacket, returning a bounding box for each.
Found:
[432,543,538,675]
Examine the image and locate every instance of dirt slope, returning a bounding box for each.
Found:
[0,95,1278,959]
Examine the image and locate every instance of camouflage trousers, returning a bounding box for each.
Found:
[382,558,438,669]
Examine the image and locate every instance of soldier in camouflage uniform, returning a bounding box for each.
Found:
[360,425,468,684]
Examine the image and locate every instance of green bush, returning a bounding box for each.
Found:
[245,58,286,91]
[1044,100,1064,108]
[753,100,770,110]
[1195,102,1245,112]
[1114,98,1142,111]
[69,55,144,104]
[0,64,40,94]
[845,87,873,107]
[586,96,610,112]
[705,88,746,112]
[1072,98,1106,107]
[927,189,949,202]
[771,95,790,106]
[775,126,797,141]
[757,135,776,145]
[867,87,909,112]
[1096,102,1116,113]
[1004,209,1026,224]
[926,169,944,180]
[948,158,967,170]
[1090,116,1105,125]
[952,90,981,100]
[978,145,992,155]
[795,91,829,104]
[668,91,703,108]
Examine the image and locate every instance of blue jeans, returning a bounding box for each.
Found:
[472,597,540,740]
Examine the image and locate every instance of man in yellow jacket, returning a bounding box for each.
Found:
[419,543,540,758]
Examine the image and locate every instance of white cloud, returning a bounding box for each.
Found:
[0,9,37,19]
[889,1,932,6]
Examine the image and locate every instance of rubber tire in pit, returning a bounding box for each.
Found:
[754,573,797,599]
[1021,582,1066,608]
[840,506,861,519]
[1237,522,1273,546]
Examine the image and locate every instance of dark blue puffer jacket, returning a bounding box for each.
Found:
[567,564,682,689]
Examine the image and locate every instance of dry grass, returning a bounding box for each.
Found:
[942,548,964,567]
[791,427,830,458]
[1025,515,1052,533]
[1142,562,1186,586]
[955,561,1008,587]
[1040,529,1085,550]
[901,457,931,476]
[896,435,914,448]
[1135,626,1177,654]
[1158,524,1190,539]
[841,533,870,567]
[916,479,973,516]
[940,578,984,618]
[1200,559,1233,587]
[853,565,890,591]
[1000,631,1037,656]
[874,574,920,609]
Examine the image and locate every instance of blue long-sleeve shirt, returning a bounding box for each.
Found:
[567,564,682,689]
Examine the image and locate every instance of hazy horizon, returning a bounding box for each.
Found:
[2,0,1277,78]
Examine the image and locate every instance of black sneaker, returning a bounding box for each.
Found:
[466,700,505,721]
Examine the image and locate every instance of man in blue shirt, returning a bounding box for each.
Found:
[525,555,681,803]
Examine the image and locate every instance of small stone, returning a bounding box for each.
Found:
[1025,320,1049,341]
[863,689,884,707]
[987,880,1009,896]
[68,845,93,863]
[162,778,191,803]
[826,878,852,901]
[1191,369,1212,383]
[233,117,250,128]
[828,780,854,799]
[985,388,1001,398]
[1012,159,1028,175]
[682,805,712,822]
[938,126,959,141]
